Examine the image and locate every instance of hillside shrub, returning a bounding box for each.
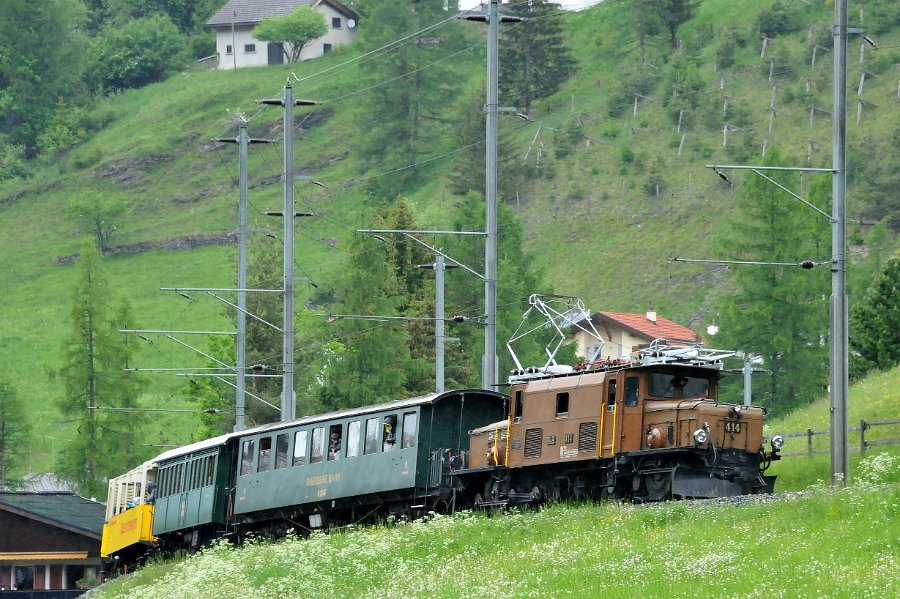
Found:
[757,1,803,37]
[0,142,29,181]
[87,15,188,94]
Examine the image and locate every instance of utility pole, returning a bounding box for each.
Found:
[484,0,500,389]
[830,0,850,486]
[259,84,318,422]
[418,254,460,393]
[215,124,274,431]
[462,0,521,388]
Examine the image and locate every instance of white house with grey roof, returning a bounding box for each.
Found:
[206,0,360,70]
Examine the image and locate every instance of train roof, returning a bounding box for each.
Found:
[152,388,506,464]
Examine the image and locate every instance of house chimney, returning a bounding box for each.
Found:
[646,309,657,324]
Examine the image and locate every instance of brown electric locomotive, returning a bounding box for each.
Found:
[452,297,784,505]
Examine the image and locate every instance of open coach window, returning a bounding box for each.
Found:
[401,412,417,449]
[383,414,397,451]
[240,440,255,476]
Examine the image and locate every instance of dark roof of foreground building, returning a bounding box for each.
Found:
[0,492,104,538]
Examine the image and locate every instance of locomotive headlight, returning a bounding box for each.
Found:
[771,434,785,452]
[693,428,709,445]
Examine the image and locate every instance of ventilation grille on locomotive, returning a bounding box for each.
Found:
[524,428,543,458]
[578,421,598,453]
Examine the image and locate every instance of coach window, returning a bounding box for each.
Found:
[346,420,361,458]
[514,390,524,422]
[275,434,289,469]
[293,430,308,466]
[607,379,617,411]
[383,414,398,452]
[556,392,569,417]
[401,412,417,449]
[310,427,325,464]
[364,418,379,455]
[241,440,255,476]
[625,376,640,407]
[258,437,272,472]
[205,456,215,485]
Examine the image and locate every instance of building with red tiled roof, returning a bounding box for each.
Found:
[571,310,698,361]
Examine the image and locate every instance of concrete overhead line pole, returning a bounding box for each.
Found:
[259,84,318,422]
[830,0,849,486]
[215,124,274,431]
[462,0,522,389]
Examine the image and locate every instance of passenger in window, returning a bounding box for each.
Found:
[145,481,156,505]
[383,416,397,451]
[328,432,341,460]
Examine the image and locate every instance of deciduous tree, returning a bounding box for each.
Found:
[253,7,328,62]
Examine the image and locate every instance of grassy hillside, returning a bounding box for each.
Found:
[1,0,898,473]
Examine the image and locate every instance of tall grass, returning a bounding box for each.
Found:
[92,481,898,599]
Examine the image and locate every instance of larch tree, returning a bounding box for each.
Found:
[0,381,31,489]
[52,240,148,497]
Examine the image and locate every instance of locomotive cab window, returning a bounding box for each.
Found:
[241,440,255,476]
[514,390,524,422]
[293,430,308,466]
[606,379,617,411]
[556,392,569,417]
[625,376,640,407]
[258,436,272,472]
[346,420,361,458]
[401,412,417,449]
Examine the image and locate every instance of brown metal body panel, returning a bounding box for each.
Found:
[503,372,608,469]
[643,400,766,452]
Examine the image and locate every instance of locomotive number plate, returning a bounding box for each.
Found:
[724,421,742,434]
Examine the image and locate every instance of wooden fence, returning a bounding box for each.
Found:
[770,418,900,457]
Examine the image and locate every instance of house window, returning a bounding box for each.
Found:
[323,43,333,53]
[225,45,233,55]
[244,43,256,53]
[332,17,342,28]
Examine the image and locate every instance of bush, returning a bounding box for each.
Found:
[0,142,29,181]
[87,15,188,94]
[757,0,802,37]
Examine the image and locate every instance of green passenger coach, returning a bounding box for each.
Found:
[231,389,506,529]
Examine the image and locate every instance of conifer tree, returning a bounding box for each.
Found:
[850,252,900,378]
[52,240,148,496]
[714,152,830,415]
[0,381,31,489]
[356,0,464,196]
[499,0,575,114]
